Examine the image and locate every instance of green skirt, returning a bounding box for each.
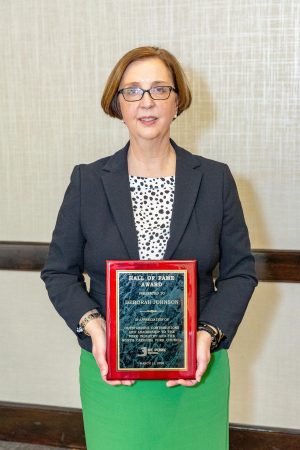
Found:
[79,348,230,450]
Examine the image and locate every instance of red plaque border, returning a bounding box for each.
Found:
[106,260,197,380]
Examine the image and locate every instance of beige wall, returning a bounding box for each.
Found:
[1,0,299,429]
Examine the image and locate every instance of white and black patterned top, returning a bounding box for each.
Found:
[129,175,175,260]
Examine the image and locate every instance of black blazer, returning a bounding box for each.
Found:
[41,139,258,353]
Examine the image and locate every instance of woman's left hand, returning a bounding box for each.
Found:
[166,330,212,388]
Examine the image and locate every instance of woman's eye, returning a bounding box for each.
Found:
[152,86,167,94]
[126,88,141,96]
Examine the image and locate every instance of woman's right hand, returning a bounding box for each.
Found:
[86,316,135,387]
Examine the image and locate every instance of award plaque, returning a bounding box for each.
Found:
[106,260,197,380]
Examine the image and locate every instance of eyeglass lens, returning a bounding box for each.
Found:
[122,86,172,101]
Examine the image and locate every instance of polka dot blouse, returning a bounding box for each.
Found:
[129,175,175,260]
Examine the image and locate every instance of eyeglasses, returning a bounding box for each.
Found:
[117,85,177,102]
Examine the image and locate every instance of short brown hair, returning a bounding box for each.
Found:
[101,46,192,119]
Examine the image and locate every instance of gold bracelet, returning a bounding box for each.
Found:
[80,312,105,336]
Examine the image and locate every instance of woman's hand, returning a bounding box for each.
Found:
[166,330,212,388]
[86,317,135,387]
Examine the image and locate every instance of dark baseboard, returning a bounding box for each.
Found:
[0,401,85,449]
[230,423,300,450]
[0,401,299,450]
[0,241,300,282]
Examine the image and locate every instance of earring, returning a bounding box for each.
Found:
[173,111,178,120]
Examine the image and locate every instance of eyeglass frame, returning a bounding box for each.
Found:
[117,85,178,102]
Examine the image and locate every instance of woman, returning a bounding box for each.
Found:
[41,46,258,450]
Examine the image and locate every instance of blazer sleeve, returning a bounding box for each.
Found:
[40,165,100,340]
[200,164,258,349]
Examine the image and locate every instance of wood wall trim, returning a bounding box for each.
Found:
[0,241,299,282]
[0,242,47,272]
[252,249,300,283]
[0,401,299,450]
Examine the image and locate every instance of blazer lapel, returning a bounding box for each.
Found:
[101,142,140,260]
[164,139,203,259]
[100,139,203,260]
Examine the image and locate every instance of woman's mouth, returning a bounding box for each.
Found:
[138,116,158,125]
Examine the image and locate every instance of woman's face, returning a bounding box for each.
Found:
[118,57,178,143]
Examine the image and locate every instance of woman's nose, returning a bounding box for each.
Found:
[140,91,155,107]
